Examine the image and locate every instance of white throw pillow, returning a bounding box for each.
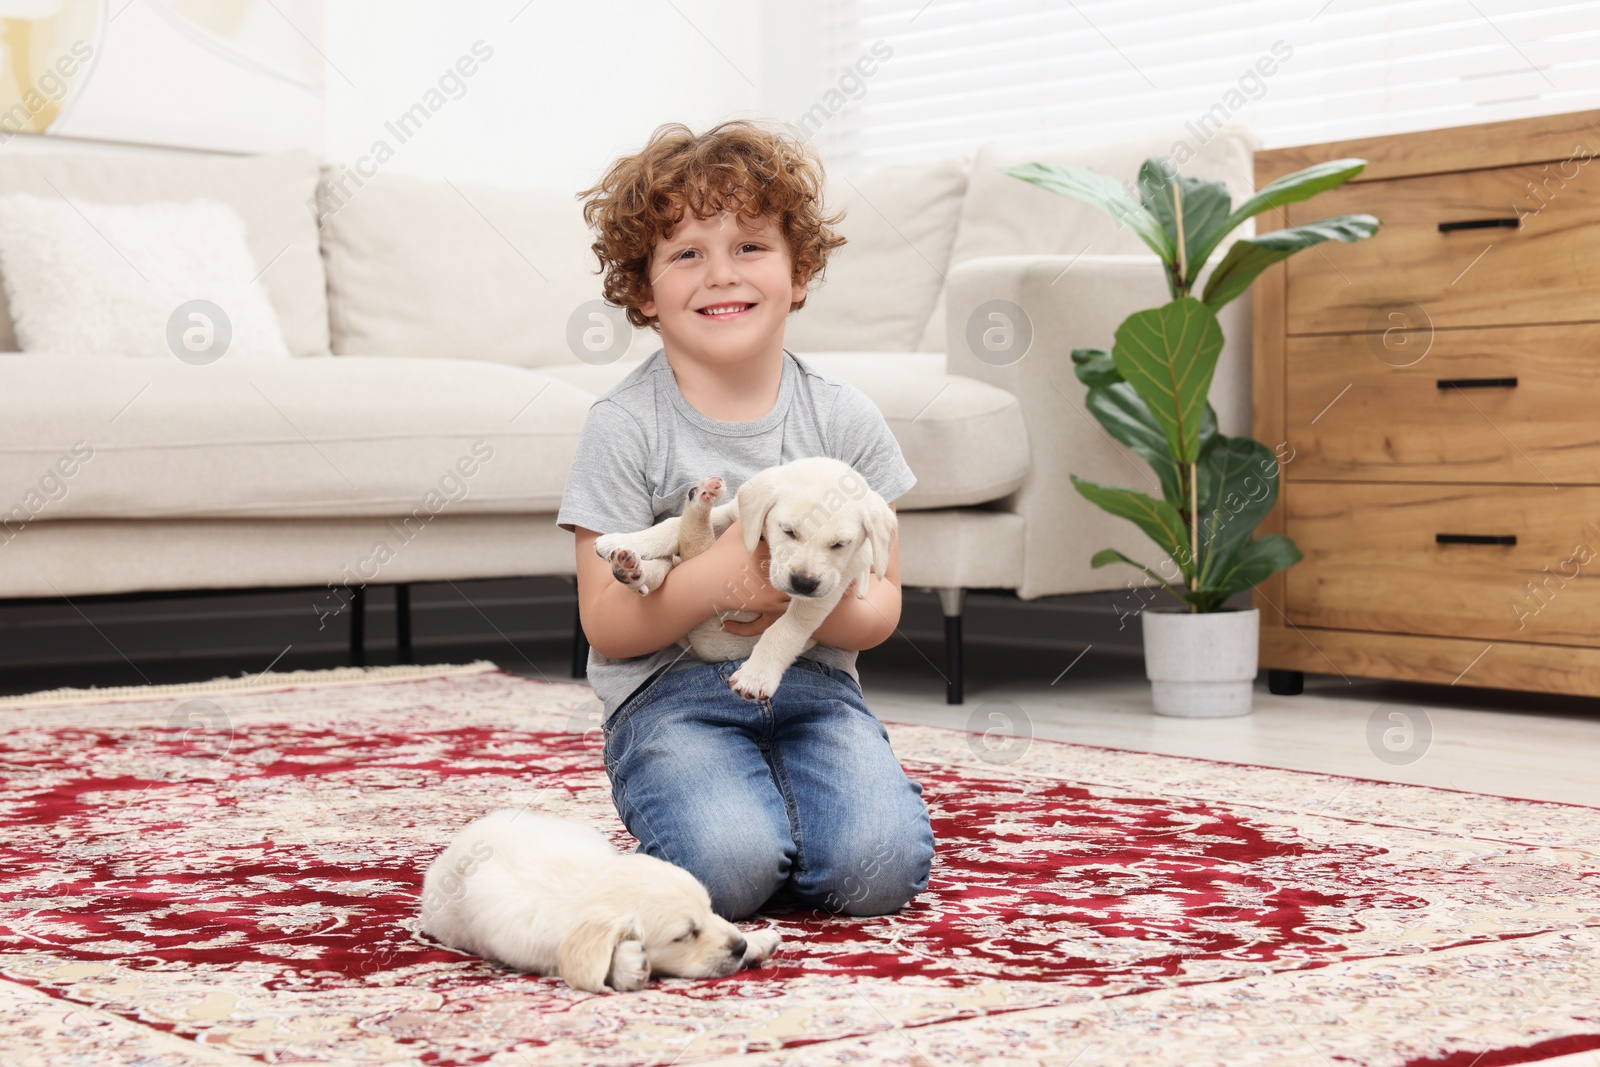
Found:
[0,194,290,360]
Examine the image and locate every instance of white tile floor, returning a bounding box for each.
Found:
[855,650,1600,807]
[523,646,1598,807]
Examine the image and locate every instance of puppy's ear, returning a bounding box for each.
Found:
[555,911,630,993]
[736,470,780,556]
[861,491,896,584]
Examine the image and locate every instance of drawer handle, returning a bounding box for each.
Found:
[1436,533,1517,546]
[1437,376,1518,389]
[1437,217,1521,233]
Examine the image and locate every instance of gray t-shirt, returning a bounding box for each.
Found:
[556,347,917,721]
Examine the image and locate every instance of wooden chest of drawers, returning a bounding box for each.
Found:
[1252,109,1600,698]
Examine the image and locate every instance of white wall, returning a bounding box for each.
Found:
[324,0,767,193]
[0,0,325,158]
[4,5,824,187]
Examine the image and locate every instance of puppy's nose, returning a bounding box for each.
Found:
[729,936,748,958]
[789,574,820,596]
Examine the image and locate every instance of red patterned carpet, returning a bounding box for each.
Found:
[1,661,1597,1066]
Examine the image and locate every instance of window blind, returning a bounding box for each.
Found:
[804,0,1600,170]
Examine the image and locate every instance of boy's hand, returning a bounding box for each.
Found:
[723,576,857,636]
[720,611,781,636]
[708,524,791,616]
[718,540,785,634]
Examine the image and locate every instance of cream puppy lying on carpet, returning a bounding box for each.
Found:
[420,809,780,992]
[594,457,896,701]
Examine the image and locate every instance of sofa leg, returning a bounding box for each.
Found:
[350,584,366,668]
[1267,669,1303,695]
[571,579,588,679]
[936,587,965,705]
[395,584,413,665]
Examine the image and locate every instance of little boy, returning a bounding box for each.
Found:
[555,120,934,921]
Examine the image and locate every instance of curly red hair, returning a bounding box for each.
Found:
[579,120,846,331]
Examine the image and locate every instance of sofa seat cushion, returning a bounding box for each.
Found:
[537,359,652,397]
[0,355,592,522]
[784,351,948,381]
[799,352,1029,509]
[536,351,952,395]
[543,351,1028,510]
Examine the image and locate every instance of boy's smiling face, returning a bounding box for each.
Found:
[639,209,808,367]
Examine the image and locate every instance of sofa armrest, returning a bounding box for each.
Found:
[945,254,1252,601]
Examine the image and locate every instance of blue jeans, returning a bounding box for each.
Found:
[601,656,935,920]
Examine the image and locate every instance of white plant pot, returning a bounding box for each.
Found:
[1140,607,1260,718]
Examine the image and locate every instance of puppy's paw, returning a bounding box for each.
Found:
[608,939,650,992]
[605,546,647,590]
[727,661,784,702]
[689,476,724,508]
[741,927,781,965]
[598,548,672,596]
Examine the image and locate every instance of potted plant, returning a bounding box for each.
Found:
[1005,156,1379,716]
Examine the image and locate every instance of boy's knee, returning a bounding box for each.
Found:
[812,827,935,917]
[702,849,790,920]
[662,827,794,921]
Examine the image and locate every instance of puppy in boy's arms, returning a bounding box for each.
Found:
[594,456,897,701]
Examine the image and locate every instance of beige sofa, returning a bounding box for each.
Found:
[0,127,1258,701]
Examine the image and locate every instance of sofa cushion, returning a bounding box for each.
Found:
[795,352,1028,509]
[0,514,575,600]
[0,152,329,357]
[535,351,950,396]
[921,124,1260,351]
[0,196,290,359]
[318,172,658,368]
[0,355,590,522]
[786,351,947,382]
[783,157,968,354]
[538,359,651,397]
[544,350,1024,510]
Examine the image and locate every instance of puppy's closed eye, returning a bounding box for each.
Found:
[676,924,699,943]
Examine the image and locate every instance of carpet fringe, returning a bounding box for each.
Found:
[0,660,504,710]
